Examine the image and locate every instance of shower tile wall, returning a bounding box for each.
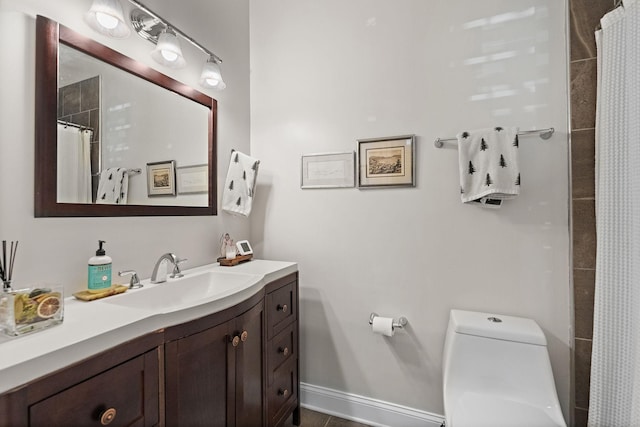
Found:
[569,0,614,425]
[58,76,100,201]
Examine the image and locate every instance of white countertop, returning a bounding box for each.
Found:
[0,259,297,394]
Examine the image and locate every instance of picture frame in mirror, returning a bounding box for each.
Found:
[147,160,176,196]
[177,164,208,194]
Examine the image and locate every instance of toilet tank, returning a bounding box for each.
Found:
[442,310,563,426]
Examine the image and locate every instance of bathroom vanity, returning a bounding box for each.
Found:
[0,260,299,427]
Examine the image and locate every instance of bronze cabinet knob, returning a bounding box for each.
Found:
[232,335,240,347]
[277,304,288,313]
[278,346,289,356]
[240,330,248,342]
[278,388,289,397]
[100,408,117,425]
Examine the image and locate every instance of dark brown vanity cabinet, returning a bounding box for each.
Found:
[265,274,300,427]
[0,272,300,427]
[164,298,265,427]
[0,332,163,427]
[28,351,159,427]
[163,272,301,427]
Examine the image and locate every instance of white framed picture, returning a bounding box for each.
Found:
[301,152,355,189]
[177,164,208,194]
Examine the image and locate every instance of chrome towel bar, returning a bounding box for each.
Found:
[434,127,554,148]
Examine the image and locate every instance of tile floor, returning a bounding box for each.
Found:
[282,407,372,427]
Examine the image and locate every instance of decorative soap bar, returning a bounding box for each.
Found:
[0,285,64,336]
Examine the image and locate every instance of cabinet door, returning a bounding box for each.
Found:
[165,322,232,427]
[29,350,159,427]
[234,301,265,427]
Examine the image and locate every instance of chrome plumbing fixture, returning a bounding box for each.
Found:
[150,253,186,283]
[170,257,188,279]
[118,270,143,289]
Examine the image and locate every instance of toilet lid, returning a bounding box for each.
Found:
[450,393,566,427]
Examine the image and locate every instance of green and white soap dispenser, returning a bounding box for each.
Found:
[88,240,112,293]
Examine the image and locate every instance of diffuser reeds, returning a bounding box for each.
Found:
[1,240,18,290]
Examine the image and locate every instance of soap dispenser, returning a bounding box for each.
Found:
[88,240,112,293]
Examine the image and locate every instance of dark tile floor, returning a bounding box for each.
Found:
[282,407,372,427]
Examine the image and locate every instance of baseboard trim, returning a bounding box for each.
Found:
[300,382,445,427]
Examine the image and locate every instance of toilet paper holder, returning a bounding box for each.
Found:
[369,312,408,330]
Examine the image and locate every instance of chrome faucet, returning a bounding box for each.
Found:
[150,253,187,283]
[118,270,143,289]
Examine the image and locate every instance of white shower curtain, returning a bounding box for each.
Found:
[57,124,93,203]
[590,1,640,426]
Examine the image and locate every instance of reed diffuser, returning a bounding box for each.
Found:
[1,240,18,291]
[0,240,65,336]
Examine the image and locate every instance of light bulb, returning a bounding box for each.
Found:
[206,78,220,87]
[85,0,130,38]
[96,12,118,29]
[161,49,178,62]
[151,28,185,68]
[199,57,226,90]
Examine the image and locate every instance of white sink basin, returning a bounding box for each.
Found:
[103,270,263,313]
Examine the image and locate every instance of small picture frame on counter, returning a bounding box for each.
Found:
[236,240,253,256]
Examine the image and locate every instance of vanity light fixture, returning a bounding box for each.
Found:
[85,0,226,89]
[85,0,131,38]
[150,27,185,68]
[127,0,226,89]
[199,56,226,90]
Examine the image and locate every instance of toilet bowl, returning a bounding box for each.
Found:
[442,309,566,427]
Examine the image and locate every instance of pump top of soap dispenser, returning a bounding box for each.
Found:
[96,240,106,256]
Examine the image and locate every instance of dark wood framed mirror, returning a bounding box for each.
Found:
[35,15,217,217]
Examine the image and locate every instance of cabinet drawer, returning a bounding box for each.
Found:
[29,352,158,427]
[267,360,298,426]
[266,280,297,339]
[268,323,297,384]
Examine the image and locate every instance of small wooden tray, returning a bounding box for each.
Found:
[218,254,253,266]
[73,285,128,301]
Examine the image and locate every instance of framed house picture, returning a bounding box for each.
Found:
[146,160,176,196]
[357,135,415,188]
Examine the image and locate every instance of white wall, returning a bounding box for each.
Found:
[250,0,571,420]
[0,0,251,296]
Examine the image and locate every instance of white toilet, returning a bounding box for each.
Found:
[442,309,566,427]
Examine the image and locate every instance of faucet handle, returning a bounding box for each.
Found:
[170,258,188,279]
[119,270,143,289]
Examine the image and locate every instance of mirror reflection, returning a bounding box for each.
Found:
[57,44,210,207]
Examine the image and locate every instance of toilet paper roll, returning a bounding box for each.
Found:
[372,316,394,337]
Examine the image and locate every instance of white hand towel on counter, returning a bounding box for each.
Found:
[457,127,520,206]
[96,167,129,204]
[222,150,260,217]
